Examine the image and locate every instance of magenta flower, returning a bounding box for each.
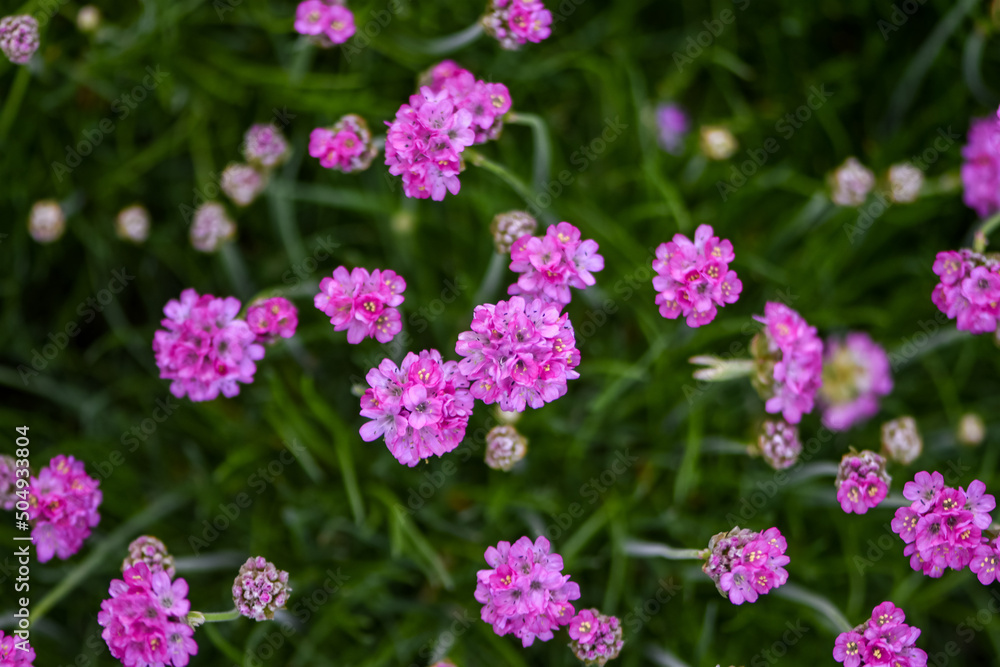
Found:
[324,5,355,42]
[702,526,789,605]
[455,296,580,412]
[123,536,176,578]
[507,222,604,305]
[293,0,355,44]
[0,15,39,65]
[932,249,1000,334]
[834,602,925,667]
[98,563,197,667]
[359,349,474,467]
[385,61,511,200]
[246,297,298,344]
[314,266,406,344]
[153,289,265,401]
[652,224,742,327]
[655,103,690,155]
[971,537,1000,585]
[833,631,865,667]
[294,0,330,34]
[474,536,580,647]
[482,0,553,50]
[835,451,890,515]
[309,114,379,173]
[568,609,624,665]
[819,332,893,431]
[753,420,802,470]
[750,302,824,424]
[0,630,35,665]
[243,123,290,168]
[27,455,101,563]
[233,556,292,621]
[220,163,266,207]
[961,113,1000,218]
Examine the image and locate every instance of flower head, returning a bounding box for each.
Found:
[189,202,236,253]
[568,609,624,666]
[27,455,102,562]
[293,0,355,44]
[931,248,1000,335]
[702,526,790,605]
[314,266,406,344]
[475,536,580,647]
[246,297,298,344]
[309,114,379,173]
[752,420,802,470]
[819,332,893,431]
[834,602,925,667]
[243,124,290,169]
[482,0,553,50]
[233,556,291,621]
[28,200,65,244]
[508,222,604,305]
[123,536,176,578]
[456,296,580,412]
[491,210,538,254]
[830,157,875,207]
[485,424,528,471]
[0,630,34,665]
[887,163,923,204]
[699,126,737,160]
[961,113,1000,218]
[655,103,689,155]
[0,15,39,65]
[957,413,985,446]
[153,288,265,401]
[653,224,741,327]
[221,163,267,207]
[835,451,891,515]
[880,417,922,465]
[116,205,151,244]
[971,536,1000,585]
[750,302,824,424]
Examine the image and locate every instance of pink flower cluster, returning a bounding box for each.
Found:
[961,113,1000,218]
[0,15,39,65]
[243,124,290,169]
[932,249,1000,334]
[232,556,292,621]
[507,222,604,305]
[702,527,790,605]
[819,332,893,431]
[153,289,266,401]
[652,224,742,327]
[0,630,34,666]
[455,296,580,412]
[384,61,511,200]
[360,349,474,467]
[481,0,553,50]
[751,302,824,424]
[971,535,1000,585]
[123,535,175,578]
[833,602,926,667]
[309,114,379,173]
[891,471,995,578]
[27,455,101,563]
[98,562,198,667]
[568,609,624,666]
[835,451,890,515]
[293,0,355,45]
[474,536,580,647]
[247,297,298,344]
[314,266,406,344]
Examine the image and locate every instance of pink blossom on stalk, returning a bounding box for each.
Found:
[246,297,298,343]
[324,5,355,43]
[27,455,102,562]
[0,630,34,665]
[314,266,406,344]
[652,224,742,327]
[243,124,290,169]
[474,536,580,647]
[294,0,330,35]
[0,15,39,65]
[482,0,553,50]
[293,0,355,44]
[834,451,890,515]
[833,602,926,667]
[309,114,379,173]
[98,563,197,667]
[971,536,1000,585]
[507,222,604,305]
[233,556,292,621]
[455,296,580,412]
[702,526,790,605]
[819,332,893,431]
[931,248,1000,334]
[750,302,824,424]
[961,113,1000,218]
[359,349,473,467]
[153,289,265,401]
[221,163,266,207]
[568,609,624,665]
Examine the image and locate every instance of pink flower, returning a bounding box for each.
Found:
[455,296,580,412]
[153,289,265,401]
[507,222,604,305]
[221,163,266,207]
[656,103,690,155]
[753,420,802,470]
[189,202,236,253]
[971,537,1000,585]
[233,556,292,621]
[751,302,824,424]
[0,15,39,65]
[123,536,175,578]
[832,631,865,667]
[568,609,624,665]
[309,115,378,173]
[98,563,198,667]
[475,536,580,647]
[27,455,101,562]
[324,5,355,43]
[829,157,875,207]
[819,332,893,431]
[934,249,1000,334]
[246,297,298,344]
[314,266,406,343]
[835,602,925,667]
[243,123,290,168]
[482,0,553,50]
[652,224,741,327]
[294,0,331,35]
[835,451,891,515]
[0,630,35,665]
[702,526,789,605]
[961,113,1000,218]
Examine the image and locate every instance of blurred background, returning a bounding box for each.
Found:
[3,0,1000,665]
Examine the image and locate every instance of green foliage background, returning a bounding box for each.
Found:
[3,0,1000,665]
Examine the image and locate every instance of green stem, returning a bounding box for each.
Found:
[465,149,536,207]
[0,67,32,146]
[975,210,1000,252]
[774,582,853,634]
[689,356,755,382]
[506,112,552,197]
[200,608,241,623]
[472,252,508,306]
[623,539,703,561]
[399,22,484,55]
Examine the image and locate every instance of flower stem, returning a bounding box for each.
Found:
[774,583,853,633]
[187,608,241,627]
[506,112,552,197]
[399,22,484,55]
[974,210,1000,252]
[473,252,508,306]
[689,356,755,382]
[465,149,535,206]
[623,539,704,560]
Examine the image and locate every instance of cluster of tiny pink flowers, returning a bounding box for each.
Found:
[314,266,406,344]
[123,536,176,578]
[834,602,926,667]
[701,527,790,606]
[819,332,893,431]
[481,0,552,50]
[961,112,1000,218]
[484,424,528,471]
[309,114,379,173]
[655,102,689,155]
[219,124,291,208]
[221,163,266,207]
[931,249,1000,334]
[971,535,1000,585]
[243,124,290,169]
[835,451,890,515]
[474,536,580,647]
[456,296,580,412]
[508,222,604,305]
[750,302,824,424]
[652,224,742,327]
[232,557,291,621]
[359,349,474,467]
[189,202,236,253]
[891,471,995,578]
[0,15,39,65]
[568,609,624,666]
[98,562,197,667]
[0,455,17,510]
[28,199,66,244]
[0,630,34,666]
[829,157,875,207]
[153,289,266,401]
[753,420,801,470]
[293,0,355,45]
[384,61,511,200]
[247,297,298,344]
[27,455,102,563]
